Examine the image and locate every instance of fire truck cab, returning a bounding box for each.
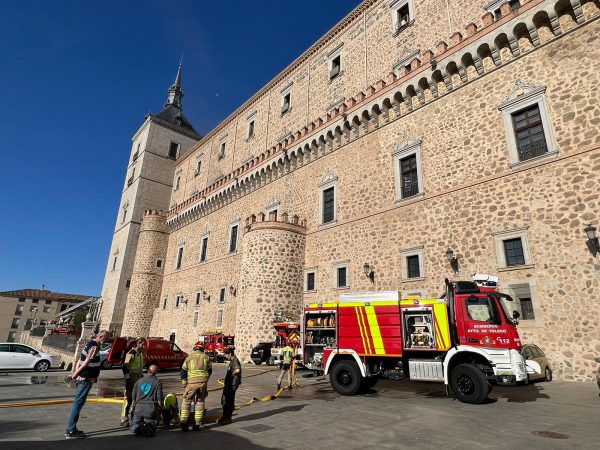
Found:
[270,322,302,365]
[303,277,541,404]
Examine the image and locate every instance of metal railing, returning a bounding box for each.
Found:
[43,333,80,352]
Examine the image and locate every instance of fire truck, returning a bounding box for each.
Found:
[198,333,234,362]
[270,321,302,365]
[302,276,540,404]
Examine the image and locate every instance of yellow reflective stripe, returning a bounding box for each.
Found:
[354,307,368,353]
[356,307,372,354]
[433,303,451,350]
[189,370,209,377]
[364,305,385,355]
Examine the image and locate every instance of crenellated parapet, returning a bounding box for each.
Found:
[243,211,307,235]
[166,0,595,231]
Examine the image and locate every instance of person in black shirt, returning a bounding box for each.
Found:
[218,347,241,425]
[65,330,109,439]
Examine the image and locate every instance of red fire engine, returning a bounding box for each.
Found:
[303,277,540,404]
[271,321,302,364]
[199,333,234,362]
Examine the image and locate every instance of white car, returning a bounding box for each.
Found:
[0,343,57,372]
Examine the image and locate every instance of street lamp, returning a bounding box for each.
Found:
[445,248,460,273]
[584,224,599,257]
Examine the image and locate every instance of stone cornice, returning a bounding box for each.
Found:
[147,115,202,141]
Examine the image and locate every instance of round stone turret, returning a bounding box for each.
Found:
[121,210,168,337]
[235,213,306,360]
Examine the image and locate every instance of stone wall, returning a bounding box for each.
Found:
[125,0,600,379]
[235,216,307,358]
[121,210,169,338]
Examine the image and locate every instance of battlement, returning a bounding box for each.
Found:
[143,209,166,217]
[244,211,307,235]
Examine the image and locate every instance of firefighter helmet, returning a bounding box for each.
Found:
[193,341,205,351]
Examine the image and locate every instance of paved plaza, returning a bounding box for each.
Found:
[0,365,598,449]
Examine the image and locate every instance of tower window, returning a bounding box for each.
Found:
[200,236,209,262]
[248,119,255,139]
[330,55,341,79]
[322,186,335,224]
[125,279,131,288]
[229,224,239,254]
[156,259,163,268]
[169,142,180,159]
[195,160,202,177]
[112,256,117,271]
[195,291,202,306]
[219,287,226,304]
[176,246,184,270]
[391,0,414,34]
[218,140,226,160]
[281,84,293,115]
[511,104,548,162]
[174,174,181,191]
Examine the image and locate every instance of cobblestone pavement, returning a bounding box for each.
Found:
[0,365,598,449]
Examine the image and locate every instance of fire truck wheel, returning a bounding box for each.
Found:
[359,376,378,393]
[450,364,489,404]
[330,361,362,396]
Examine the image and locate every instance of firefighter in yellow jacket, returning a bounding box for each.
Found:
[180,341,212,431]
[121,338,146,426]
[277,343,295,391]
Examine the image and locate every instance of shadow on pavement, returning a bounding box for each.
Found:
[492,384,551,403]
[0,427,276,450]
[225,404,307,423]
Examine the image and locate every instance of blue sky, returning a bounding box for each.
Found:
[0,0,362,295]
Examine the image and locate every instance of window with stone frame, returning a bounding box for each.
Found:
[304,269,317,292]
[156,259,163,268]
[504,281,538,322]
[499,80,557,168]
[492,226,534,270]
[163,297,168,309]
[333,262,350,289]
[200,236,209,262]
[11,318,20,329]
[216,309,224,329]
[195,291,202,307]
[392,136,424,203]
[391,0,414,34]
[228,224,239,254]
[218,139,226,160]
[14,305,23,316]
[328,44,343,80]
[400,246,425,281]
[175,294,183,308]
[176,246,184,270]
[247,115,256,139]
[219,287,226,304]
[112,256,118,271]
[195,159,202,177]
[169,142,180,159]
[193,312,199,328]
[281,84,292,115]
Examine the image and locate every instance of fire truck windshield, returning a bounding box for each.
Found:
[493,293,518,326]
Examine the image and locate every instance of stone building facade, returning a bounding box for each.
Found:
[117,0,600,381]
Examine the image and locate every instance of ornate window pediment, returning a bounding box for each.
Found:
[319,169,338,187]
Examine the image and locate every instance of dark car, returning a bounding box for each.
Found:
[251,342,273,365]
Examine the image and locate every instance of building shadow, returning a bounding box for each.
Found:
[0,425,276,450]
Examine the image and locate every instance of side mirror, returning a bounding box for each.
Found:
[513,311,521,319]
[29,350,37,355]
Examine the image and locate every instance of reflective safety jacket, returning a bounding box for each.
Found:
[180,351,212,383]
[123,349,144,380]
[282,345,294,365]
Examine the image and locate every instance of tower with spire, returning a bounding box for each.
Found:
[99,64,201,335]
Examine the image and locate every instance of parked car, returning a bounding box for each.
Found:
[106,337,188,370]
[0,343,57,372]
[251,342,274,365]
[522,344,552,382]
[99,344,113,369]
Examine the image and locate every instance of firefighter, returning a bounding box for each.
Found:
[277,342,294,391]
[180,341,212,432]
[160,393,180,426]
[121,337,146,426]
[218,347,241,426]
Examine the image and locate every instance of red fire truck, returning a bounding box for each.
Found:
[199,333,234,362]
[270,321,302,365]
[303,277,540,404]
